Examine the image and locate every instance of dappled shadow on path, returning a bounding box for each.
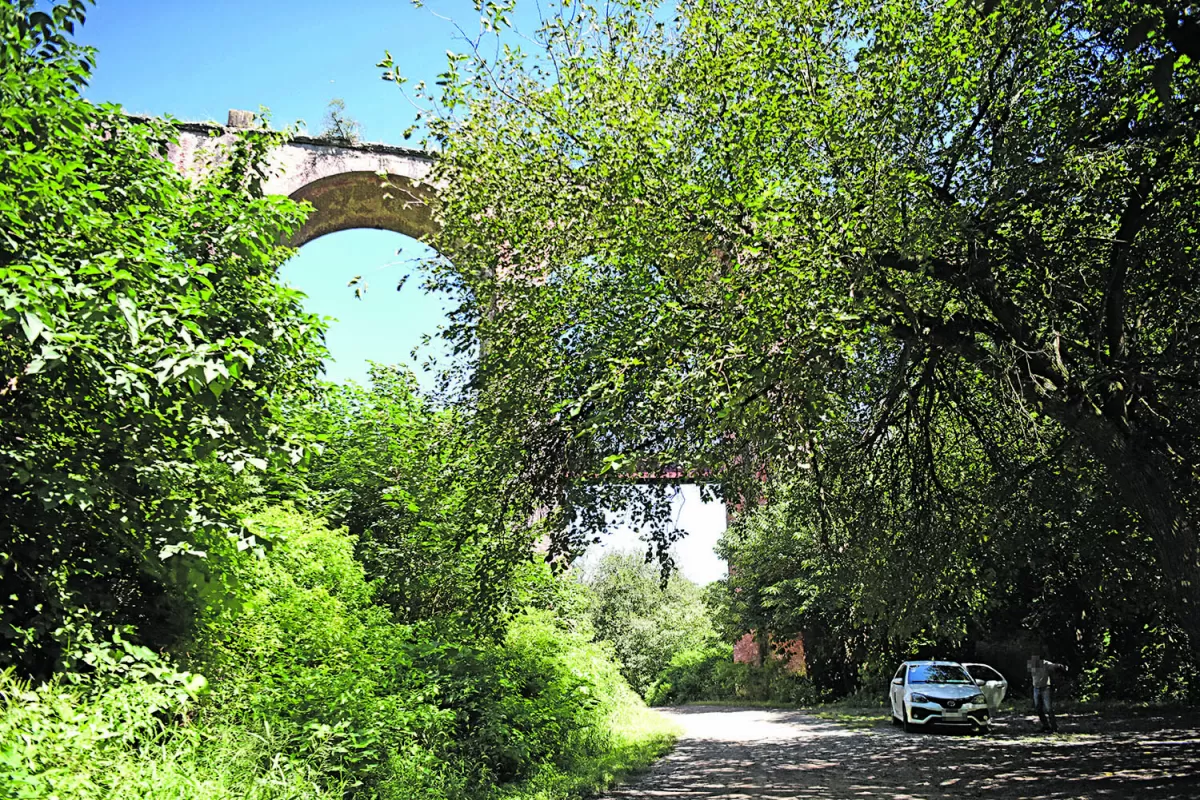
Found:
[601,706,1200,799]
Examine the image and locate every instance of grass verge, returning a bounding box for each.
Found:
[506,702,681,799]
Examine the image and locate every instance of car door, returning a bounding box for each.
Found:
[966,664,1007,711]
[890,664,907,717]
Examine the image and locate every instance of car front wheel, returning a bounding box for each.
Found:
[902,706,915,733]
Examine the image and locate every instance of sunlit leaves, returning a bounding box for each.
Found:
[412,0,1200,664]
[0,1,326,674]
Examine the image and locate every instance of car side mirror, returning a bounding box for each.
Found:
[975,679,985,686]
[892,677,903,686]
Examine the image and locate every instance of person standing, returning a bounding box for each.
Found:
[1027,654,1067,733]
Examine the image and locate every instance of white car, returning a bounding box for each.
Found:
[889,660,991,733]
[963,662,1009,713]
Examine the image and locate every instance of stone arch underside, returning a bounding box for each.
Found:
[287,171,439,248]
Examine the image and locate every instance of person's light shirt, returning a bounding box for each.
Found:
[1030,661,1064,688]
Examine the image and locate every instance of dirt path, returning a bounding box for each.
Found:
[601,705,1200,799]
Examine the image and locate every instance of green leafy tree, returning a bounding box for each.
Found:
[290,364,563,630]
[713,439,1198,698]
[582,551,716,694]
[316,97,361,145]
[405,0,1200,658]
[0,0,325,675]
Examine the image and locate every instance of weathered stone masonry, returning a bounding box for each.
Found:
[166,111,438,247]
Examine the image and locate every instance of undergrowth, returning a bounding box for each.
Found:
[0,507,677,799]
[646,645,822,707]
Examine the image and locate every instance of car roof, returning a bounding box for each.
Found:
[903,660,965,666]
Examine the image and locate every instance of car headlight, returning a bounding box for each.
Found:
[970,694,986,704]
[909,693,930,703]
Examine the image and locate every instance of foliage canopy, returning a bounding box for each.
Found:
[412,0,1200,660]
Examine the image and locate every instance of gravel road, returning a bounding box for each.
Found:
[601,705,1200,799]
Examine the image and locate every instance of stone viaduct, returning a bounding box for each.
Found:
[166,110,439,248]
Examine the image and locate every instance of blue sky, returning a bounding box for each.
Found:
[77,0,455,140]
[75,0,726,583]
[77,0,481,391]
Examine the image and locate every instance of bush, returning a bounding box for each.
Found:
[2,505,677,800]
[645,645,735,706]
[494,611,678,798]
[189,505,458,797]
[427,609,647,791]
[0,628,339,800]
[646,645,822,707]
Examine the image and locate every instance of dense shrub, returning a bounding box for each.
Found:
[188,505,457,796]
[430,610,642,791]
[1,505,677,799]
[0,628,339,800]
[645,645,822,707]
[644,645,737,706]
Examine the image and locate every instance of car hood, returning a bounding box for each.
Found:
[907,684,980,700]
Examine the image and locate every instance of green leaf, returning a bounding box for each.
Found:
[20,311,45,343]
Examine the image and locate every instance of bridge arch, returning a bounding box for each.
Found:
[165,112,440,249]
[286,171,438,247]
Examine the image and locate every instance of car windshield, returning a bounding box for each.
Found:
[909,664,973,684]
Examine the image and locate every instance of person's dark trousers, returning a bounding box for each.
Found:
[1033,686,1057,732]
